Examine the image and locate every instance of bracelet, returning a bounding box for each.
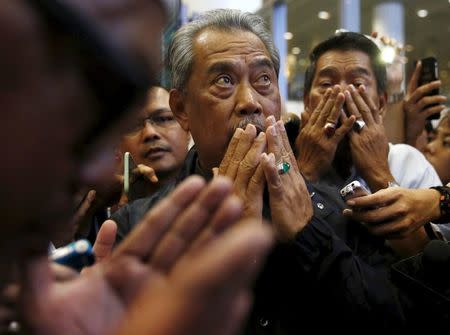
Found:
[388,91,405,104]
[430,186,450,223]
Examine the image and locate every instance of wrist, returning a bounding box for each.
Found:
[430,186,450,223]
[365,172,397,192]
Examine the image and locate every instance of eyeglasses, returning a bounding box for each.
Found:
[25,0,155,158]
[126,113,179,134]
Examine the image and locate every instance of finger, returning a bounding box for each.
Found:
[221,124,257,180]
[349,84,374,125]
[261,153,283,199]
[324,91,345,130]
[410,80,443,104]
[189,195,244,251]
[423,104,447,119]
[266,122,284,164]
[335,112,355,141]
[276,120,299,173]
[316,86,341,126]
[235,132,266,188]
[308,88,332,125]
[218,128,244,175]
[247,159,266,197]
[344,89,362,119]
[136,164,158,183]
[416,94,447,111]
[212,167,219,177]
[359,85,382,124]
[407,61,421,94]
[150,176,234,272]
[346,188,399,208]
[114,176,206,259]
[343,204,400,224]
[370,31,378,39]
[93,220,117,263]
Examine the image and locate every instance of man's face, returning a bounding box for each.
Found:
[0,0,166,252]
[118,87,190,178]
[171,29,281,172]
[304,49,384,117]
[424,120,450,184]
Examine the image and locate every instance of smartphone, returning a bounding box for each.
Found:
[418,57,440,120]
[123,152,149,202]
[340,180,370,202]
[50,239,95,271]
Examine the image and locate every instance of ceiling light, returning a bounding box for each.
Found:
[292,47,301,55]
[318,11,330,20]
[417,9,428,18]
[380,46,396,64]
[284,32,293,40]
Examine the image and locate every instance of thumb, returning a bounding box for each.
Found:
[93,220,117,263]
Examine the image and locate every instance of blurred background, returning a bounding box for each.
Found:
[168,0,450,115]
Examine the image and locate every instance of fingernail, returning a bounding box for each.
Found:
[349,84,355,92]
[359,85,366,92]
[276,120,285,132]
[342,209,353,216]
[245,124,255,134]
[257,131,266,141]
[267,115,276,125]
[271,125,278,136]
[346,200,355,206]
[345,90,351,99]
[234,128,243,138]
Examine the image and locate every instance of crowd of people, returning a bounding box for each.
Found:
[1,0,449,334]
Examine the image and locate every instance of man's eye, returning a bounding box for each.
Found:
[353,82,364,87]
[256,74,271,86]
[152,115,175,124]
[319,81,332,88]
[215,75,233,86]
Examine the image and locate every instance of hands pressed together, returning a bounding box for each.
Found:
[296,84,396,192]
[218,115,313,241]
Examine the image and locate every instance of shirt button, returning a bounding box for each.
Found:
[317,202,324,210]
[259,317,269,327]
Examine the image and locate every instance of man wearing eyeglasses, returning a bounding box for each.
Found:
[117,86,191,198]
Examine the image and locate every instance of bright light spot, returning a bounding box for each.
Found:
[284,32,293,40]
[292,47,301,55]
[417,9,428,18]
[381,46,396,64]
[318,11,330,20]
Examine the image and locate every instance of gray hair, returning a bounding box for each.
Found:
[167,9,280,91]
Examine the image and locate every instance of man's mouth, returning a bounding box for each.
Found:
[145,146,170,158]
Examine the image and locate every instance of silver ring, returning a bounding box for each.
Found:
[353,119,366,132]
[277,161,290,175]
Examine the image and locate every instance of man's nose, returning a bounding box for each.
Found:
[142,121,161,141]
[424,141,436,155]
[234,83,262,116]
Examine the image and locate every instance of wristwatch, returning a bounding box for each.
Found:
[388,91,405,104]
[430,186,450,223]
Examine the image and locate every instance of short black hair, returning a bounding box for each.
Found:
[304,31,387,96]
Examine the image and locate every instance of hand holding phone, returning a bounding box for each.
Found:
[123,152,156,202]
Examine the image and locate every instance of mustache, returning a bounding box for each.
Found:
[233,117,266,135]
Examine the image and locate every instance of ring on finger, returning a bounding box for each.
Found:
[353,119,366,132]
[323,122,336,137]
[276,161,291,175]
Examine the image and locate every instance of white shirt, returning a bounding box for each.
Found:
[387,143,442,188]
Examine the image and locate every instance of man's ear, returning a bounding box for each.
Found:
[170,89,190,132]
[378,91,388,120]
